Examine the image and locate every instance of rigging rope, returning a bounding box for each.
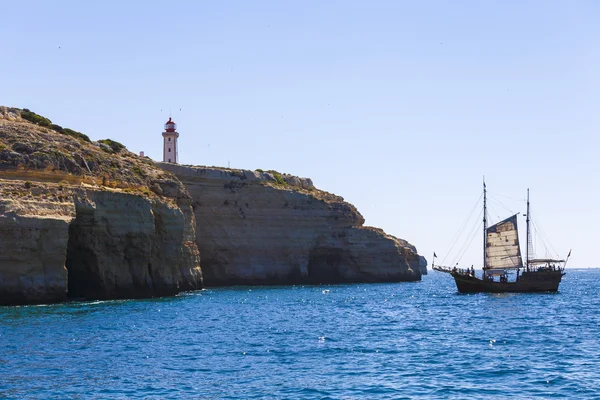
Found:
[488,194,516,215]
[454,218,483,266]
[488,191,525,203]
[449,208,483,266]
[487,203,503,223]
[440,192,483,266]
[532,218,560,258]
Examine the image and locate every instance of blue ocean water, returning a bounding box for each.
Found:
[1,269,599,399]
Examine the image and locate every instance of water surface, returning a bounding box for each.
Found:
[1,269,599,399]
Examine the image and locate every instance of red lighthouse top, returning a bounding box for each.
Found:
[164,117,177,132]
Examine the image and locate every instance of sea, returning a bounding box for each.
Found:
[1,269,599,399]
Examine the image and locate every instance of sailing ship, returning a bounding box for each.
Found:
[433,183,568,293]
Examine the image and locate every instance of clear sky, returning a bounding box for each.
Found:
[2,1,598,268]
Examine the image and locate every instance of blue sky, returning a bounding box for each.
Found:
[2,1,598,268]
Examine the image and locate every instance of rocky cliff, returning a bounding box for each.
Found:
[0,106,426,305]
[158,163,426,286]
[0,107,202,305]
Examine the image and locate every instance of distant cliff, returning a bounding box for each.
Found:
[0,107,202,305]
[158,163,426,286]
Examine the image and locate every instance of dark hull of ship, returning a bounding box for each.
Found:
[451,270,565,293]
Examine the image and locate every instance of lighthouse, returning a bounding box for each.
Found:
[162,117,179,163]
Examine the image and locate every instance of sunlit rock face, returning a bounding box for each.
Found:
[0,108,202,305]
[159,164,424,286]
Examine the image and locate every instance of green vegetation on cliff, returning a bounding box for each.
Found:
[268,170,287,186]
[21,109,91,143]
[0,107,185,197]
[20,109,52,127]
[98,139,126,153]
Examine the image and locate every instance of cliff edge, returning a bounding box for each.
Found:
[0,107,202,305]
[158,163,426,286]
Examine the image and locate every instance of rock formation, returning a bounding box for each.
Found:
[0,181,74,305]
[158,164,425,286]
[0,107,202,305]
[0,106,426,305]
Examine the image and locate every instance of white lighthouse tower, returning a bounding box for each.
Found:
[162,117,179,163]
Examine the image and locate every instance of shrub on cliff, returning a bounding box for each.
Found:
[274,173,285,185]
[20,109,52,127]
[21,110,91,143]
[50,124,91,143]
[62,128,91,143]
[98,139,125,153]
[132,166,145,177]
[268,170,287,185]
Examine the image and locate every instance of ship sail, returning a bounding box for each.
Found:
[485,214,523,270]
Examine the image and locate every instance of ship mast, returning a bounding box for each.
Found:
[483,178,487,269]
[526,189,531,272]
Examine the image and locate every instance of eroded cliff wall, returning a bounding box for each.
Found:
[0,107,202,305]
[159,164,425,285]
[66,188,202,300]
[0,181,74,304]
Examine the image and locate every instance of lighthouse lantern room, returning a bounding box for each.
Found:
[162,117,179,163]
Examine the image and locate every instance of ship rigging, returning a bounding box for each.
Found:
[433,181,569,293]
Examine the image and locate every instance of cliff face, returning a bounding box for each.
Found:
[0,105,425,304]
[65,188,202,300]
[159,164,425,286]
[0,107,202,305]
[0,181,74,304]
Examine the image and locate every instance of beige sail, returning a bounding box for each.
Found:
[485,214,523,270]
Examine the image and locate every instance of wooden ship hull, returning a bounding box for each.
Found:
[451,270,565,294]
